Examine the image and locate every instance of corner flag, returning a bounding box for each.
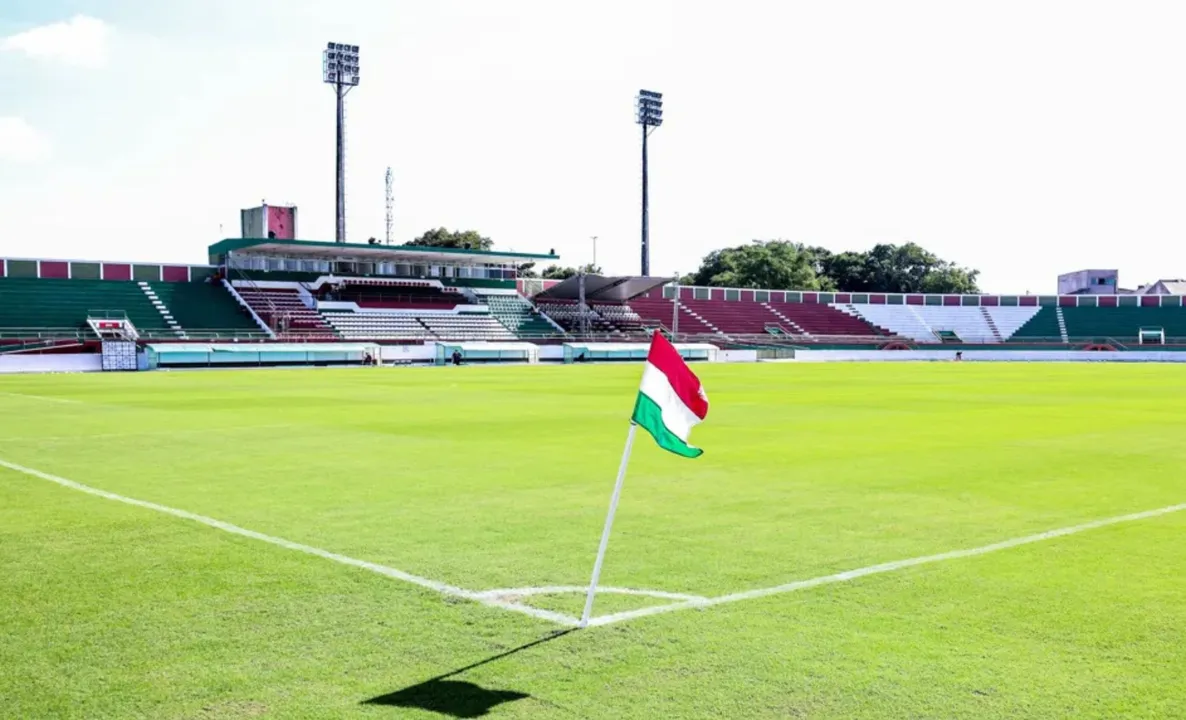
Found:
[579,333,709,627]
[632,331,709,458]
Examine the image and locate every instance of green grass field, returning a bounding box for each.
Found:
[3,363,1186,719]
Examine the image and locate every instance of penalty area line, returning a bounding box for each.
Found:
[0,457,578,627]
[587,500,1186,627]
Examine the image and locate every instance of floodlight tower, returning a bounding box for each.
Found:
[385,167,394,244]
[636,90,663,276]
[323,42,360,243]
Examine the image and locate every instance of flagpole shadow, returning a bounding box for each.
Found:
[361,629,576,718]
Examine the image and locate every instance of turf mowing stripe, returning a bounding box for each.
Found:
[0,422,299,444]
[587,501,1186,627]
[0,392,82,405]
[0,457,579,627]
[10,452,1182,632]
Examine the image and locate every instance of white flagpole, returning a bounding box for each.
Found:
[579,423,639,628]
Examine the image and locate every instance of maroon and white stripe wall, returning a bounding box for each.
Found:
[636,285,1186,308]
[0,258,217,283]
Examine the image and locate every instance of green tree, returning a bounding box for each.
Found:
[686,240,826,290]
[820,251,873,292]
[407,228,493,251]
[801,246,833,277]
[541,264,602,280]
[516,262,539,278]
[684,240,980,293]
[857,243,979,294]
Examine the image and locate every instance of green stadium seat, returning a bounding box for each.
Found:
[149,282,262,333]
[0,278,170,333]
[476,292,562,337]
[1061,306,1186,342]
[1012,307,1062,340]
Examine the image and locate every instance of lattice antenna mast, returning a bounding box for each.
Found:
[323,42,360,243]
[385,167,394,244]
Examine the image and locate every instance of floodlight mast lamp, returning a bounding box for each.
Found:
[636,90,663,276]
[323,42,360,243]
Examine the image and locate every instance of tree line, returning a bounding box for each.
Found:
[407,228,980,294]
[682,240,979,294]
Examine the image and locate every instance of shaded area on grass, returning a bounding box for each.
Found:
[363,629,574,717]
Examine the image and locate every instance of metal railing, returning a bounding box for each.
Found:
[0,328,271,342]
[85,309,129,320]
[228,265,288,332]
[0,338,83,354]
[1,327,1183,348]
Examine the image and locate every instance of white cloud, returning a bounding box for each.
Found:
[0,117,51,163]
[1,15,111,68]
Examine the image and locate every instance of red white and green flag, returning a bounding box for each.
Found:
[580,332,711,625]
[631,332,709,458]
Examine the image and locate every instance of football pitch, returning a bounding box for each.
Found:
[2,363,1185,719]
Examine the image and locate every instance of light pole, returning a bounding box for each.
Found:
[591,235,598,270]
[323,42,360,243]
[385,167,394,244]
[636,90,663,276]
[578,269,590,337]
[671,273,680,337]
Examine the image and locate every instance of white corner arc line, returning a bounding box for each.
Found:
[0,457,578,627]
[474,586,707,602]
[586,501,1186,627]
[6,454,1183,631]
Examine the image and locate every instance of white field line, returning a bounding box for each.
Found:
[586,501,1186,627]
[475,586,706,602]
[5,453,1184,630]
[0,391,82,405]
[0,457,578,627]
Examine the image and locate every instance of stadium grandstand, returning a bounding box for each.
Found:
[4,238,1186,367]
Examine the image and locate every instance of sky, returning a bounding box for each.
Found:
[3,0,1186,293]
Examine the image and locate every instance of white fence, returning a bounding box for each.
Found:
[0,354,103,374]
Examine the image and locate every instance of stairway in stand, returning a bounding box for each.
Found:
[138,281,186,338]
[979,307,1003,342]
[676,302,720,335]
[762,303,810,336]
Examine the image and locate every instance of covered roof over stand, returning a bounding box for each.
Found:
[536,275,673,302]
[209,238,558,266]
